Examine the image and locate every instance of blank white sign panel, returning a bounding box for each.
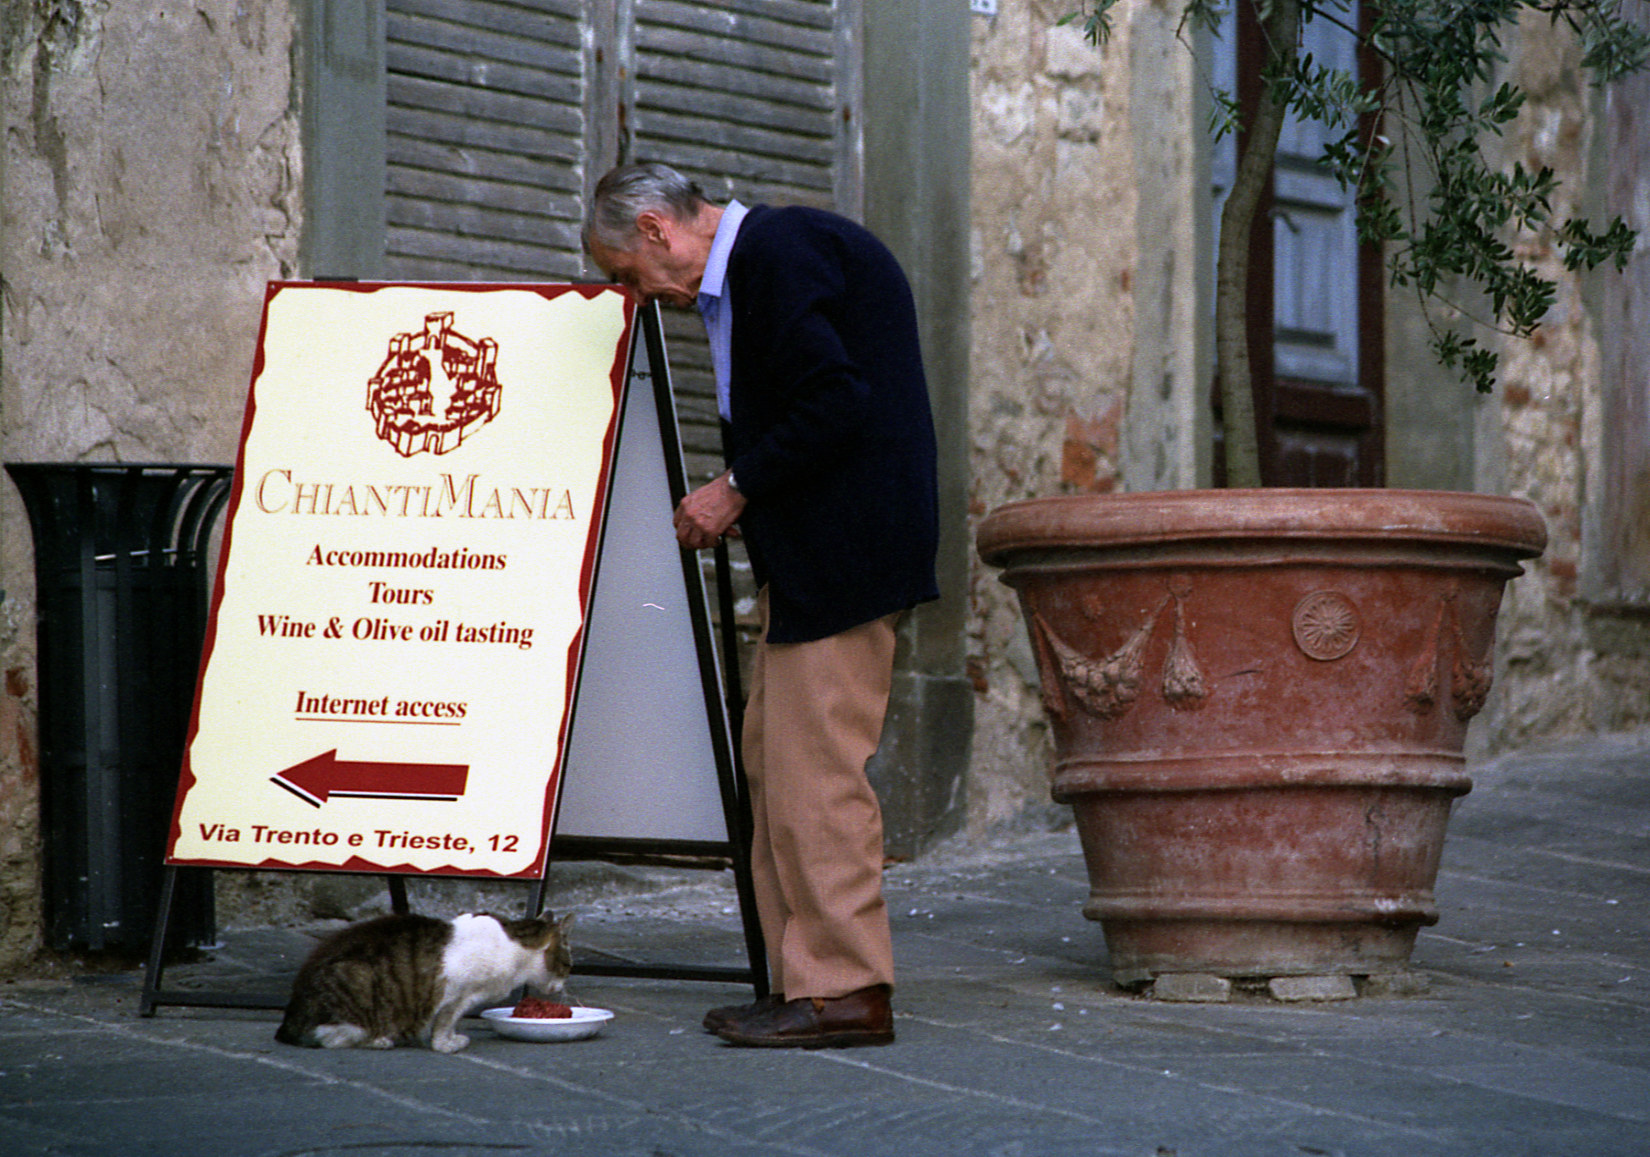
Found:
[553,342,731,844]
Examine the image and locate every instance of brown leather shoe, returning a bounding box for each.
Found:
[701,992,783,1034]
[716,984,894,1048]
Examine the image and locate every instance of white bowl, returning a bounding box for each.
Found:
[479,1005,613,1042]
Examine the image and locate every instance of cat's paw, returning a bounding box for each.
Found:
[431,1031,470,1054]
[365,1036,396,1049]
[314,1023,370,1049]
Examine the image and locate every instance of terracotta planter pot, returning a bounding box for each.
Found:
[976,490,1546,985]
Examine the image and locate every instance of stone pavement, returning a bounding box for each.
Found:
[1,730,1647,1157]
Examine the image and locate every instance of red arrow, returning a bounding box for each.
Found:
[271,750,469,807]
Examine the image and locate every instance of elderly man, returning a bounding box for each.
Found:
[584,163,939,1048]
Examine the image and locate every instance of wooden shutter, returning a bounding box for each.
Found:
[382,0,858,491]
[630,0,850,208]
[384,0,587,281]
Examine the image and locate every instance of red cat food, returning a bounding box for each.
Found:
[511,996,573,1019]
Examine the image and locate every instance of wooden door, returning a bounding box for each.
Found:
[1212,1,1384,487]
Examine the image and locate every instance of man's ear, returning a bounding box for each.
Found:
[634,208,671,247]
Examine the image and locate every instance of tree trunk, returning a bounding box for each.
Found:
[1216,0,1301,488]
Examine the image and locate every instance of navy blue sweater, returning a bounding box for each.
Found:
[723,205,940,644]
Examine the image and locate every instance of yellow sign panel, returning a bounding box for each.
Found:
[167,283,634,878]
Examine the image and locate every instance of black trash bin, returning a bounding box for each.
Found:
[6,463,232,953]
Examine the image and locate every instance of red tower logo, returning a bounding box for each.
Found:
[367,312,502,456]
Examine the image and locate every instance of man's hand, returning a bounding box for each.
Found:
[673,471,746,551]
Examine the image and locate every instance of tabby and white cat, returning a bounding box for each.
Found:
[276,910,574,1053]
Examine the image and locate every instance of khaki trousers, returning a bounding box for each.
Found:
[743,589,898,999]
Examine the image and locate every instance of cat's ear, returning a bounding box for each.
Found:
[556,912,576,934]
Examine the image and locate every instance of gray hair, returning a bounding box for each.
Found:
[584,162,710,251]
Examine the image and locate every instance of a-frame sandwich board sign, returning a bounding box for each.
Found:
[141,285,763,1014]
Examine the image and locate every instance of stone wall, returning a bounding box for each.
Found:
[1483,11,1650,746]
[965,2,1144,834]
[1,0,301,974]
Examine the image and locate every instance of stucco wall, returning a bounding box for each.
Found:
[1,0,300,973]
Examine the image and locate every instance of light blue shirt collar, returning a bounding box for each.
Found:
[696,200,748,422]
[697,199,748,306]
